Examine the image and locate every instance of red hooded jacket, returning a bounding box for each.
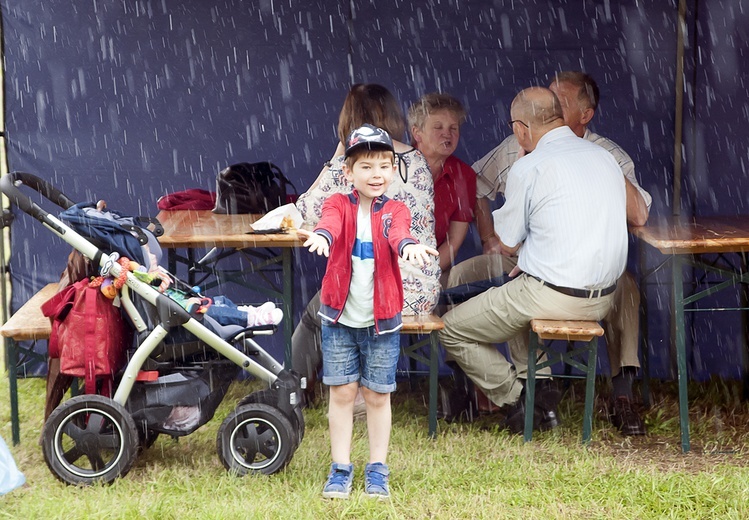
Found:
[314,191,416,334]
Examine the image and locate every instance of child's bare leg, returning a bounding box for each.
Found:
[361,386,391,464]
[329,382,359,463]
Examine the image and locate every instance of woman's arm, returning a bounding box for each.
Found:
[306,142,346,192]
[437,220,470,272]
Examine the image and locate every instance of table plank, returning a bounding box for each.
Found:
[156,210,304,249]
[631,216,749,254]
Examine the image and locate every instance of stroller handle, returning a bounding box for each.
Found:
[0,172,77,231]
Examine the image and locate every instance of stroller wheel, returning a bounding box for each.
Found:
[217,403,295,476]
[238,389,305,449]
[41,394,139,486]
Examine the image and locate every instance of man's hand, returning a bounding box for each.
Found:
[475,197,503,255]
[499,238,521,257]
[482,234,502,255]
[297,229,330,257]
[402,243,439,266]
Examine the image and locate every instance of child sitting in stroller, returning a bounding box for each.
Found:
[81,200,283,330]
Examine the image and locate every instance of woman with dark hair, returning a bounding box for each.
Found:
[293,84,440,401]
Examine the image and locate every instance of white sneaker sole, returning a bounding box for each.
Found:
[322,490,351,499]
[364,491,390,500]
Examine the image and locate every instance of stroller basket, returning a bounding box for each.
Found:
[127,362,241,437]
[0,172,305,485]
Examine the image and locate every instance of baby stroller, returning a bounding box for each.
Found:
[0,172,305,485]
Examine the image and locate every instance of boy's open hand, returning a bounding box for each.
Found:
[297,229,330,257]
[402,243,439,266]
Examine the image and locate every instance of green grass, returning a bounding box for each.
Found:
[2,375,749,519]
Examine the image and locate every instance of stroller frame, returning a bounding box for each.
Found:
[1,172,305,485]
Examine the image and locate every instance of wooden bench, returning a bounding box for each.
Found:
[400,314,445,438]
[1,285,446,442]
[525,319,604,444]
[1,283,58,445]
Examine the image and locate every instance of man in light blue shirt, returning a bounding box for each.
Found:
[439,87,628,433]
[452,72,650,435]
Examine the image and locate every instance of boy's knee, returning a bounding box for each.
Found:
[361,387,389,407]
[329,382,359,403]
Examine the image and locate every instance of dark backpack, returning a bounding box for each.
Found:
[213,162,296,214]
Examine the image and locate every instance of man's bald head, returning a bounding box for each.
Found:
[510,87,564,127]
[510,87,564,152]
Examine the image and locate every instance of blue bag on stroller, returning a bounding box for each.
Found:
[59,201,163,268]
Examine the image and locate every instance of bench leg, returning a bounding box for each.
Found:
[524,332,539,442]
[582,338,598,445]
[639,239,652,408]
[7,338,20,445]
[428,331,439,439]
[672,255,691,453]
[400,330,441,438]
[408,336,418,391]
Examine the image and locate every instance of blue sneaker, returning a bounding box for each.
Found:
[322,463,354,499]
[364,462,390,499]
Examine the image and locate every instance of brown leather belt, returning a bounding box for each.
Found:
[527,274,616,298]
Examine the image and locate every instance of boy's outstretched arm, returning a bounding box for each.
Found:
[297,228,330,257]
[401,243,439,266]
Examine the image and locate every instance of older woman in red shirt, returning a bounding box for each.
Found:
[408,93,476,287]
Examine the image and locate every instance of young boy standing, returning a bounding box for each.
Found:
[299,124,438,499]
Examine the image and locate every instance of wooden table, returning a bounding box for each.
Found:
[631,216,749,452]
[156,210,304,366]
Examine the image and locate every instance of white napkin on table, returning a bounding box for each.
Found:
[250,203,303,231]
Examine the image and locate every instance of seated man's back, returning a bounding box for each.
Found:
[497,128,627,291]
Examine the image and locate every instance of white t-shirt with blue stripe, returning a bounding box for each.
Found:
[338,207,375,328]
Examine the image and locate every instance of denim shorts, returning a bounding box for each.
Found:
[321,322,401,393]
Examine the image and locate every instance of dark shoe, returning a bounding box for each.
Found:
[438,383,477,423]
[610,396,646,436]
[534,379,562,411]
[501,398,560,434]
[501,379,561,434]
